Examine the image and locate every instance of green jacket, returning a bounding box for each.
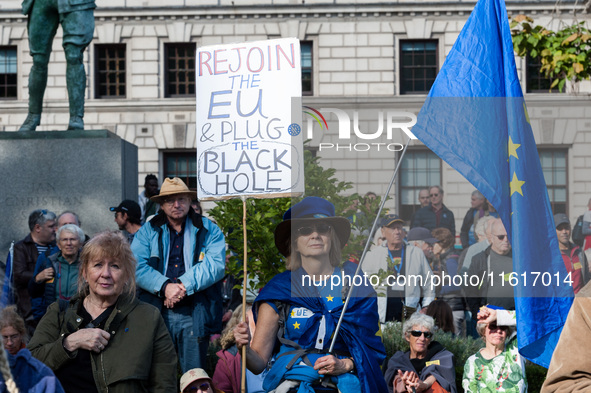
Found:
[28,293,178,393]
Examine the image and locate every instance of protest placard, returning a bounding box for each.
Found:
[196,37,304,200]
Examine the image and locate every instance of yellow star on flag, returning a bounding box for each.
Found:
[290,310,295,318]
[326,295,334,302]
[510,172,525,196]
[508,137,521,160]
[293,322,300,329]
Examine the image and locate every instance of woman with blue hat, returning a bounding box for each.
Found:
[234,196,388,393]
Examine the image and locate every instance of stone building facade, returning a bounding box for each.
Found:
[1,0,590,234]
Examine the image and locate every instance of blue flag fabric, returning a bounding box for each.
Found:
[1,244,15,308]
[410,0,573,367]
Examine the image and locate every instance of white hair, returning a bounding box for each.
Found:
[403,313,435,336]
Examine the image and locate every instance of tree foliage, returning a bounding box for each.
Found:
[510,16,591,92]
[208,147,383,290]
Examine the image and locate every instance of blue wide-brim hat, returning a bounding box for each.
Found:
[274,196,351,257]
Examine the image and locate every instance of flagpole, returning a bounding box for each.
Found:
[240,195,248,393]
[329,138,411,353]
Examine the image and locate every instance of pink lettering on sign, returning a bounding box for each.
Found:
[199,43,296,76]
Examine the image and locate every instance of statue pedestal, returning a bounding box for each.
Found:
[0,130,138,257]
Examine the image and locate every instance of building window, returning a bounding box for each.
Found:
[95,44,126,98]
[301,41,313,95]
[164,151,197,190]
[399,40,438,95]
[0,46,17,99]
[165,43,196,97]
[539,149,567,215]
[399,150,441,222]
[526,56,562,93]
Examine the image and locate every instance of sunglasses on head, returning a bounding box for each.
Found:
[296,223,331,237]
[184,382,210,393]
[410,330,433,339]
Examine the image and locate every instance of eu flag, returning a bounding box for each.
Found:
[410,0,574,367]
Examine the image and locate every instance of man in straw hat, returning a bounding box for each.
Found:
[131,177,226,372]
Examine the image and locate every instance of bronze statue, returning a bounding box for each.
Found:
[19,0,96,131]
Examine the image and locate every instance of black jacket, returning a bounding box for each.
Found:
[410,204,456,235]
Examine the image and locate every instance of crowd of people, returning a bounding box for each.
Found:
[1,179,590,392]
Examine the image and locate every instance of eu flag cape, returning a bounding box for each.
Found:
[410,0,574,367]
[254,261,388,393]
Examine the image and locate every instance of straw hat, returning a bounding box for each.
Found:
[274,196,351,257]
[151,177,197,203]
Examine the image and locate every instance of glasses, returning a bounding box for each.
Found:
[2,334,20,343]
[184,382,210,392]
[60,237,79,244]
[296,223,331,237]
[494,234,507,241]
[163,196,189,206]
[410,330,433,339]
[430,193,439,197]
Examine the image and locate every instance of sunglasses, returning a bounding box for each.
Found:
[184,382,210,392]
[495,235,506,241]
[487,324,508,332]
[296,223,331,237]
[430,193,439,197]
[410,330,433,339]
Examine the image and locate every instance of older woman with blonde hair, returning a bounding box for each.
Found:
[28,230,177,392]
[234,197,387,393]
[462,307,526,393]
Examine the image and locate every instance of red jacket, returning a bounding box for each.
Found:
[212,346,241,393]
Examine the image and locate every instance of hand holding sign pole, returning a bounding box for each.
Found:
[196,38,304,393]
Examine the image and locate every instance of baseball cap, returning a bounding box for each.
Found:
[553,213,570,228]
[180,368,211,392]
[407,227,438,244]
[109,200,141,221]
[381,214,404,227]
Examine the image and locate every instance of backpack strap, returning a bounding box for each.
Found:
[274,301,315,368]
[273,301,350,370]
